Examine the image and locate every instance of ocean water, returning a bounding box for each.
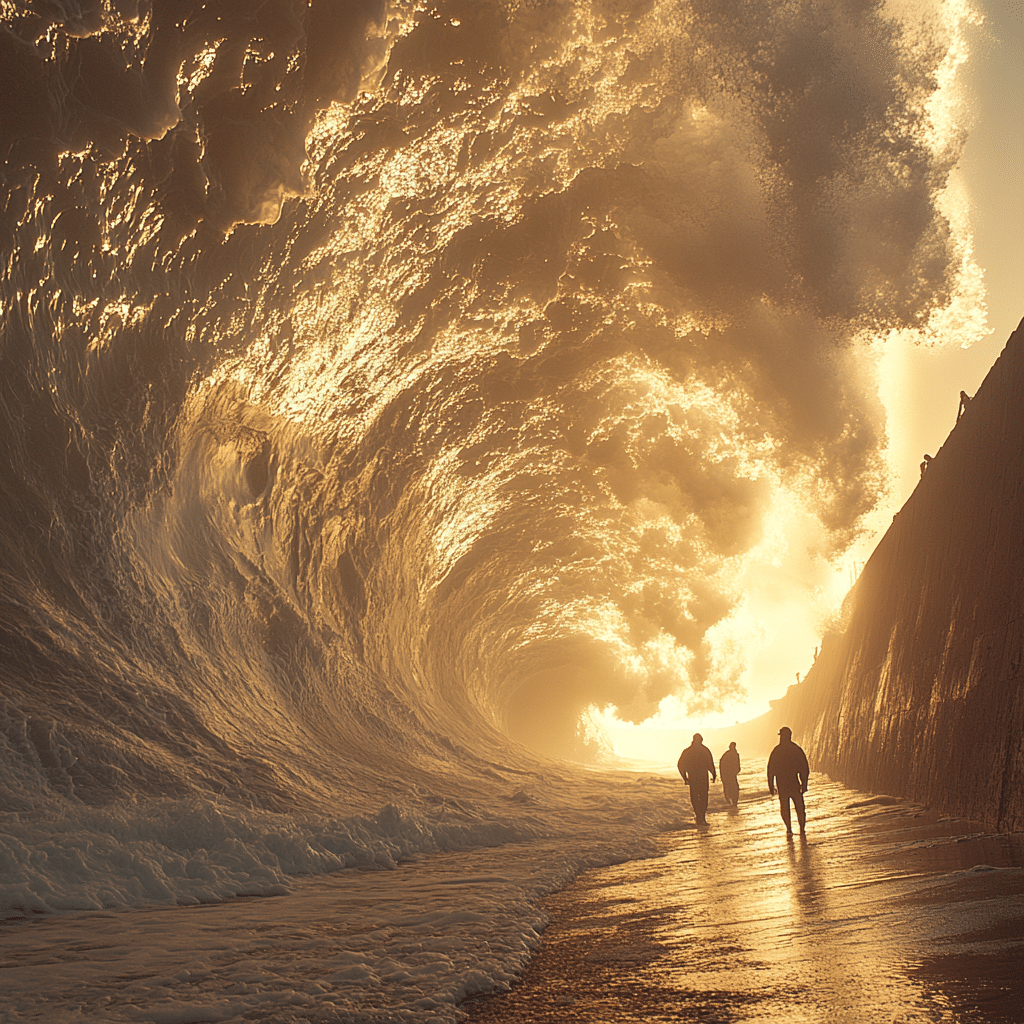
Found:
[0,1,984,1020]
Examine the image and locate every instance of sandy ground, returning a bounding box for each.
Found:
[462,767,1024,1023]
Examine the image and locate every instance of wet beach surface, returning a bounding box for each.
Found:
[462,767,1024,1023]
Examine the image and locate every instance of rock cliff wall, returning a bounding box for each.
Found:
[768,318,1024,829]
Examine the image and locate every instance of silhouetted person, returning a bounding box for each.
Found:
[719,741,740,807]
[957,390,971,421]
[767,726,809,835]
[677,733,716,826]
[919,453,933,478]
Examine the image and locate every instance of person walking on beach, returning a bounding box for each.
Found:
[677,733,716,826]
[719,742,740,807]
[767,726,809,835]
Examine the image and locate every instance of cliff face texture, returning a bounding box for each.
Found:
[773,319,1024,831]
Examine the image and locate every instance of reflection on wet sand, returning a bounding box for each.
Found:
[463,764,1024,1022]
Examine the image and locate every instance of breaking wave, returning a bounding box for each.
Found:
[0,0,979,913]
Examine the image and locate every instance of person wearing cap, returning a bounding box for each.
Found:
[677,733,717,826]
[767,726,810,835]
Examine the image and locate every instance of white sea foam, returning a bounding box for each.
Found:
[0,772,687,921]
[0,799,535,920]
[0,775,690,1023]
[0,838,632,1023]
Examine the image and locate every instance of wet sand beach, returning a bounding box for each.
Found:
[463,768,1024,1023]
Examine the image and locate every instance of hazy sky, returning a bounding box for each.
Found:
[887,0,1023,492]
[606,0,1023,760]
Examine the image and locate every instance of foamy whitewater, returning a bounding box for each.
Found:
[0,0,982,1019]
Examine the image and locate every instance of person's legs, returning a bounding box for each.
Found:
[793,791,806,832]
[778,792,792,833]
[691,783,709,825]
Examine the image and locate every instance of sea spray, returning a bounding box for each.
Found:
[0,0,979,886]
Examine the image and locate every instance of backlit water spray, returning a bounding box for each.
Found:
[0,0,984,920]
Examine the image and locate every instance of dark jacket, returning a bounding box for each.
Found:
[677,742,716,788]
[767,739,809,794]
[719,747,740,778]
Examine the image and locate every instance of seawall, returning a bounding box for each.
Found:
[767,318,1024,830]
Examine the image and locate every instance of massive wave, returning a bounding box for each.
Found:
[0,0,977,837]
